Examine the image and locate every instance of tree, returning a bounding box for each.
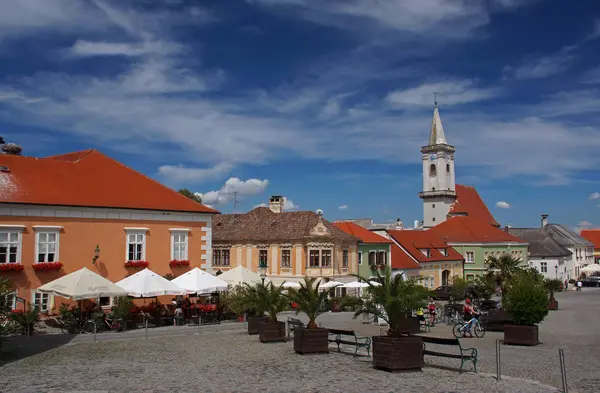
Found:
[350,267,430,336]
[178,188,202,204]
[505,268,549,326]
[287,277,330,328]
[485,254,523,301]
[249,282,289,323]
[449,275,468,301]
[472,274,496,300]
[0,277,15,340]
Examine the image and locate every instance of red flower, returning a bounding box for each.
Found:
[169,259,190,267]
[0,263,24,272]
[125,261,149,268]
[33,262,63,271]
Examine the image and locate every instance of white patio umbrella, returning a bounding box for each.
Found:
[38,267,128,300]
[581,264,600,275]
[282,281,301,288]
[171,267,228,294]
[218,266,265,286]
[320,280,344,289]
[343,281,370,288]
[116,268,186,297]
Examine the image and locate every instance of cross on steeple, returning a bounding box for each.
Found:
[434,92,439,108]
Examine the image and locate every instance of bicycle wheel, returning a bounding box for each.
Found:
[82,321,96,334]
[452,323,463,338]
[474,322,486,338]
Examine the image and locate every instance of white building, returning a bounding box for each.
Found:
[509,214,595,281]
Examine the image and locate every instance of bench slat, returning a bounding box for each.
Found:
[424,350,470,359]
[421,336,460,346]
[328,329,355,336]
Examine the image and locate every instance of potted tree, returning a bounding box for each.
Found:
[353,268,430,372]
[287,277,330,354]
[544,279,562,310]
[244,284,269,335]
[504,269,549,346]
[483,254,522,331]
[254,283,289,343]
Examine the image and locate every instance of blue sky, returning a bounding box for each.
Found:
[1,0,600,230]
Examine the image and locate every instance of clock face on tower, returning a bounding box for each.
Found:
[429,154,436,161]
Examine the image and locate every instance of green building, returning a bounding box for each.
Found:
[334,221,392,278]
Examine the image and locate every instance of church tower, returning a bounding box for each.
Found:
[418,100,456,228]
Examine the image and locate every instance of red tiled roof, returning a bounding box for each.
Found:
[390,244,421,270]
[428,216,526,244]
[334,222,392,244]
[0,149,218,214]
[449,184,499,227]
[387,229,464,263]
[581,230,600,249]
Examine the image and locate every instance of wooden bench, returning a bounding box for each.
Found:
[421,336,477,372]
[287,317,304,339]
[327,328,371,357]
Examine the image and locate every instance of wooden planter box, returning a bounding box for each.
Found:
[504,324,539,346]
[259,321,286,343]
[373,335,424,372]
[393,317,420,334]
[247,316,268,335]
[294,327,329,354]
[548,299,558,310]
[483,309,513,332]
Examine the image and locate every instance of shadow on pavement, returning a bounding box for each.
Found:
[0,333,76,365]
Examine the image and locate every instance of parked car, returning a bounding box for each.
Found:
[431,285,476,301]
[580,276,600,287]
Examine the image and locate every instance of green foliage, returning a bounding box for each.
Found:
[351,267,430,336]
[220,284,252,315]
[178,188,202,204]
[243,283,268,317]
[8,305,41,335]
[163,273,174,281]
[287,277,330,328]
[485,253,523,302]
[544,278,563,299]
[0,277,17,338]
[247,283,289,323]
[472,274,496,300]
[505,268,549,326]
[111,296,135,326]
[449,275,468,300]
[337,295,362,312]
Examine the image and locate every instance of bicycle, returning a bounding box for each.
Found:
[453,315,485,338]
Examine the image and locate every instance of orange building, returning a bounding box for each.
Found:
[0,149,217,312]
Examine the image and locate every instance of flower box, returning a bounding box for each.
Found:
[169,259,190,267]
[125,260,149,268]
[0,263,24,272]
[33,262,63,271]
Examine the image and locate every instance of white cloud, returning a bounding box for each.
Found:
[386,80,499,107]
[590,192,600,200]
[199,177,269,205]
[338,204,348,210]
[504,46,575,80]
[70,40,180,57]
[581,66,600,84]
[157,163,233,184]
[578,220,593,228]
[495,201,511,209]
[319,98,340,119]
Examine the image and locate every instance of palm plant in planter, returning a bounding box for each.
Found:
[244,283,269,335]
[353,268,430,372]
[287,277,330,354]
[253,282,289,343]
[544,279,562,310]
[504,268,549,346]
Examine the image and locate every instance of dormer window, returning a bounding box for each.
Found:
[438,248,448,257]
[419,248,430,257]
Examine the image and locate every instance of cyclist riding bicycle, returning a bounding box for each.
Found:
[462,298,479,338]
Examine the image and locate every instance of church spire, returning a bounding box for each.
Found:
[429,98,447,146]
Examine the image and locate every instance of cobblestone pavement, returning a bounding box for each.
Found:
[1,288,597,392]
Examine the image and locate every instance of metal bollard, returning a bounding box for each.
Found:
[496,339,501,381]
[199,315,202,327]
[244,312,247,328]
[559,349,568,393]
[145,319,148,340]
[93,322,97,343]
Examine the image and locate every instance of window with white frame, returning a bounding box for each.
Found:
[368,251,376,266]
[221,249,230,266]
[309,250,319,267]
[465,251,474,263]
[540,262,548,273]
[0,291,16,310]
[342,249,349,268]
[36,231,59,263]
[126,232,146,261]
[377,251,387,265]
[98,297,112,307]
[171,232,188,260]
[32,291,51,312]
[0,231,21,264]
[213,249,222,266]
[281,249,291,267]
[321,249,332,267]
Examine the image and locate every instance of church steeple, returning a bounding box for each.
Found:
[418,100,457,229]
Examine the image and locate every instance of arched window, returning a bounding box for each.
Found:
[446,164,450,173]
[429,164,437,177]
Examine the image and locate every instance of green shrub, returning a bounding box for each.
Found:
[8,305,41,335]
[544,278,563,299]
[472,274,496,300]
[111,296,135,329]
[505,269,549,326]
[220,284,252,315]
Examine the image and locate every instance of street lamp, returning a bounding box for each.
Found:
[555,264,558,279]
[259,260,268,284]
[92,244,101,264]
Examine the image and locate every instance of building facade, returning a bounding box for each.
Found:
[580,229,600,264]
[212,197,359,283]
[334,221,392,279]
[0,150,217,312]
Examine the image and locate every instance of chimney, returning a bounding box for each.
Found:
[541,214,549,228]
[414,220,419,229]
[269,195,283,213]
[395,218,403,229]
[316,208,323,218]
[504,225,509,232]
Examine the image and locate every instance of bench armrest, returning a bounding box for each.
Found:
[356,336,372,346]
[460,347,478,358]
